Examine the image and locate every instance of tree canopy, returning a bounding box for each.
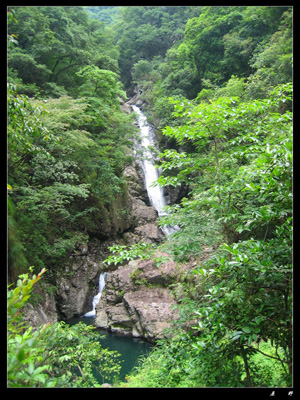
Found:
[7,6,292,388]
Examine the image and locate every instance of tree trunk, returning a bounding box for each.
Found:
[240,345,252,387]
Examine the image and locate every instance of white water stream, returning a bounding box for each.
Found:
[83,272,108,317]
[132,105,178,236]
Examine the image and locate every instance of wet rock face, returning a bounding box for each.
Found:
[94,255,186,342]
[54,239,114,320]
[123,163,164,244]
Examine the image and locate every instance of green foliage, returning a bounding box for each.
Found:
[7,270,121,387]
[158,83,292,247]
[245,341,288,387]
[7,186,28,283]
[189,236,292,382]
[104,242,157,266]
[8,88,134,272]
[7,268,55,387]
[7,6,293,388]
[41,321,121,387]
[132,59,153,83]
[8,92,88,271]
[8,85,58,277]
[123,83,292,387]
[7,6,120,97]
[116,6,292,130]
[113,6,202,89]
[214,75,246,99]
[183,6,290,90]
[7,83,57,159]
[76,65,126,105]
[7,10,18,48]
[84,6,123,25]
[8,6,135,275]
[122,334,288,387]
[247,10,292,95]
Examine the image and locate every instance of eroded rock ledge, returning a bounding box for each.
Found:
[94,255,194,343]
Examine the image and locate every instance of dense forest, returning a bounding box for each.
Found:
[7,6,292,388]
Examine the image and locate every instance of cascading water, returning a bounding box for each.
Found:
[84,105,176,317]
[83,272,108,317]
[132,105,178,236]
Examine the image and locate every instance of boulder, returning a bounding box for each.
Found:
[131,198,157,225]
[133,223,163,243]
[123,164,148,203]
[123,287,179,341]
[132,256,179,286]
[106,302,133,335]
[122,162,164,244]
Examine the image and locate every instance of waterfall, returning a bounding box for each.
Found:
[83,272,108,317]
[132,105,178,236]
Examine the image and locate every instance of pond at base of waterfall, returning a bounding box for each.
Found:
[67,272,152,384]
[67,316,153,384]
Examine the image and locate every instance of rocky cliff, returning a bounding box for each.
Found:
[94,254,195,343]
[55,161,165,320]
[24,158,166,326]
[23,102,187,338]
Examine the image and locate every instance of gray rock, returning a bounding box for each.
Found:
[23,284,57,328]
[131,198,158,225]
[123,287,179,341]
[94,255,186,341]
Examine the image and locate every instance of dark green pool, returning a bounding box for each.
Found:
[67,316,153,384]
